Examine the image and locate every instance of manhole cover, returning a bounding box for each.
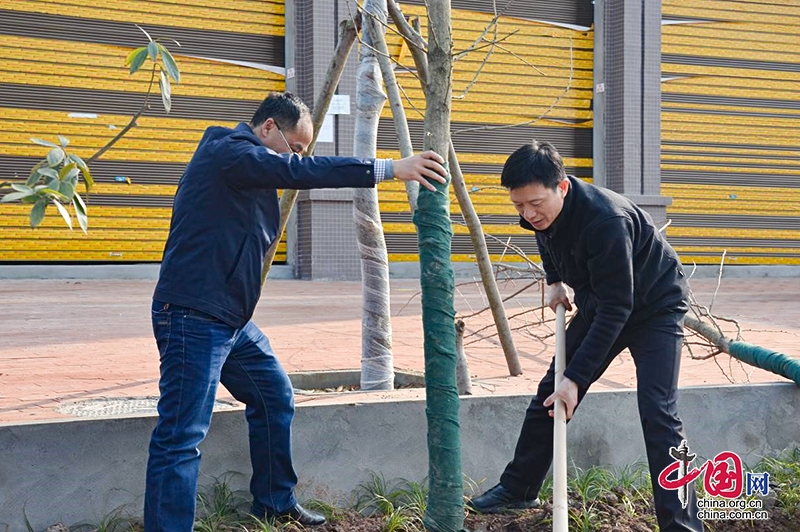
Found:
[56,397,238,418]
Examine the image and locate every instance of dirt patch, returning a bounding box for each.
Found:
[310,512,385,532]
[297,500,797,532]
[52,500,798,531]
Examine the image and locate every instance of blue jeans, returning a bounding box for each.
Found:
[144,300,298,532]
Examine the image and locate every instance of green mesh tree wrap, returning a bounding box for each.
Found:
[414,167,465,532]
[729,342,800,385]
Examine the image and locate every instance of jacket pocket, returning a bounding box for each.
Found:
[225,235,260,317]
[227,236,248,283]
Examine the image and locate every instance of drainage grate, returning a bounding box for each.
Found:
[56,397,238,418]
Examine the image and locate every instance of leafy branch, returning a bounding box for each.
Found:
[0,25,181,233]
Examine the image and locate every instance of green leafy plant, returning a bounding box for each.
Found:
[568,502,599,532]
[568,465,615,502]
[0,25,180,232]
[303,499,347,523]
[125,25,181,114]
[194,475,250,531]
[538,475,554,501]
[43,451,800,531]
[68,505,136,532]
[1,135,92,232]
[353,473,407,516]
[351,474,427,531]
[245,514,297,532]
[399,479,428,518]
[380,499,423,532]
[759,448,800,516]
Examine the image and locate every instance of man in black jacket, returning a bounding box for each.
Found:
[469,141,703,531]
[145,92,446,532]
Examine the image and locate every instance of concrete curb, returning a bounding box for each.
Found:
[2,263,798,280]
[1,382,798,530]
[0,264,295,280]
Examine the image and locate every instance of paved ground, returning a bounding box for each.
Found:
[1,276,798,424]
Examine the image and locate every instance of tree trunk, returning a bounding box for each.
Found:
[261,16,360,284]
[418,2,464,530]
[355,0,394,391]
[454,319,473,395]
[449,143,521,375]
[684,316,730,352]
[364,7,419,212]
[389,0,521,377]
[685,316,800,385]
[387,1,429,85]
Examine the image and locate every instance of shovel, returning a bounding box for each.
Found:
[553,303,568,531]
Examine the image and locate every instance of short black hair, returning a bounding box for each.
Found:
[250,92,310,131]
[501,141,566,190]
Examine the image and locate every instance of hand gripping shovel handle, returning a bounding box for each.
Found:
[553,303,568,531]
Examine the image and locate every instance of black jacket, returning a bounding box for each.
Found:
[154,123,376,328]
[524,176,689,387]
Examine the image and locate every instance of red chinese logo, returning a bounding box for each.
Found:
[659,449,744,499]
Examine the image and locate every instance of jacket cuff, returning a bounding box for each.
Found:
[374,159,394,184]
[563,367,591,389]
[546,272,563,285]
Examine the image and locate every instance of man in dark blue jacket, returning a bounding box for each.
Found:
[469,141,703,531]
[145,92,446,531]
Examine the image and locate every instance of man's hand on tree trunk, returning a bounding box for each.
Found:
[393,151,447,192]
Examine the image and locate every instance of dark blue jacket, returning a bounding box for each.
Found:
[154,123,376,328]
[523,176,689,387]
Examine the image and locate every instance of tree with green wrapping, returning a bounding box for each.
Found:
[685,315,800,385]
[415,1,466,531]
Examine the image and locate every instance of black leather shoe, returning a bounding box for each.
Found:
[268,504,327,527]
[467,483,540,514]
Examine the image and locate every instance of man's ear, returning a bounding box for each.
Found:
[251,121,263,141]
[558,178,570,195]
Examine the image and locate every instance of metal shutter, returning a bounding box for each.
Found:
[378,1,593,263]
[0,1,287,262]
[661,0,800,265]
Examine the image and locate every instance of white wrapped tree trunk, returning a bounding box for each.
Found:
[354,0,394,391]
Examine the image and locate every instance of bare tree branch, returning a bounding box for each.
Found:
[387,1,429,84]
[396,81,426,119]
[709,249,727,314]
[452,36,574,136]
[454,10,501,100]
[347,0,425,86]
[453,30,519,62]
[459,280,538,319]
[356,0,425,49]
[87,63,158,164]
[452,0,519,61]
[365,0,420,212]
[493,43,547,75]
[262,15,361,282]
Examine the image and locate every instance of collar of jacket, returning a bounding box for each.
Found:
[518,175,575,239]
[231,122,264,145]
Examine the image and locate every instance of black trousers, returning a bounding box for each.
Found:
[499,310,704,532]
